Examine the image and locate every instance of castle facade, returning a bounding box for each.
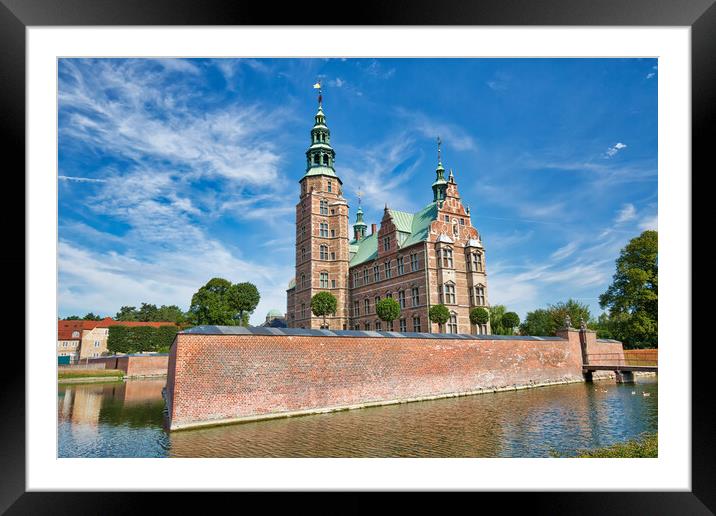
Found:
[286,99,490,334]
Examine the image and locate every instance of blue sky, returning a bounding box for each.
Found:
[58,58,657,324]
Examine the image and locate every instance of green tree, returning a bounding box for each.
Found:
[548,299,592,332]
[229,282,261,326]
[488,305,508,335]
[429,304,450,332]
[519,309,554,336]
[64,315,81,320]
[311,291,337,328]
[82,312,102,320]
[189,278,237,325]
[376,298,401,330]
[137,303,159,322]
[115,306,138,321]
[469,307,489,329]
[599,230,658,348]
[502,312,520,334]
[155,304,188,324]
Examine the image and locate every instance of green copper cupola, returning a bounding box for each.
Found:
[353,201,368,240]
[432,136,448,203]
[303,88,340,182]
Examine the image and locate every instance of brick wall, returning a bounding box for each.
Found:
[167,330,588,430]
[83,355,168,376]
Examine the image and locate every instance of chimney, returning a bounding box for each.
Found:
[371,223,377,235]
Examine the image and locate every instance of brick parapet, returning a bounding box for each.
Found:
[167,332,587,430]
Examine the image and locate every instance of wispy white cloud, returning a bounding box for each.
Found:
[615,203,637,224]
[604,142,627,158]
[59,175,106,183]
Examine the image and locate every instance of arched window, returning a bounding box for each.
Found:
[301,274,306,288]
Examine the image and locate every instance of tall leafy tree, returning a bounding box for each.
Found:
[428,304,450,332]
[189,278,237,325]
[230,282,261,325]
[311,292,337,329]
[115,306,138,321]
[82,312,102,320]
[376,298,401,330]
[599,230,658,347]
[502,312,520,335]
[155,304,188,323]
[137,303,159,322]
[519,309,554,336]
[548,299,592,332]
[488,305,508,335]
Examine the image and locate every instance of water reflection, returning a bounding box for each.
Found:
[58,377,657,458]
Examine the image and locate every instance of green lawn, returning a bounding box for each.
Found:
[576,433,658,458]
[58,369,124,380]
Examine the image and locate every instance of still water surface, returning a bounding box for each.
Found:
[58,376,657,457]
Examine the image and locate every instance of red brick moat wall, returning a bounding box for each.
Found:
[167,329,592,430]
[85,355,168,376]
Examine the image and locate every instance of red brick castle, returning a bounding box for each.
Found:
[287,95,490,334]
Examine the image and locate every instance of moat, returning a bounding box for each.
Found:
[58,376,657,458]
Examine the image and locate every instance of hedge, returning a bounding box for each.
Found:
[107,325,178,354]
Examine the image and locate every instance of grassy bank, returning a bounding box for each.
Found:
[58,369,124,381]
[576,433,657,458]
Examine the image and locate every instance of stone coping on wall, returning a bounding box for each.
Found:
[179,325,566,341]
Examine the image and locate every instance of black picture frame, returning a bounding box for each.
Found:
[2,0,709,512]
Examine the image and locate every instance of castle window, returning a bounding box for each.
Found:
[331,252,336,260]
[353,274,358,287]
[320,223,329,237]
[313,155,319,164]
[302,225,306,238]
[375,321,382,331]
[385,292,393,299]
[365,322,371,331]
[474,285,486,306]
[301,247,306,261]
[323,154,329,165]
[384,261,392,279]
[301,274,306,288]
[320,200,328,215]
[354,300,360,316]
[327,181,332,193]
[444,283,456,304]
[453,223,459,237]
[301,304,306,318]
[410,253,419,271]
[444,215,450,222]
[331,229,336,237]
[331,279,336,289]
[363,268,369,284]
[387,321,394,332]
[373,266,380,282]
[397,256,404,275]
[364,299,370,314]
[331,209,335,215]
[383,236,390,252]
[375,296,380,309]
[411,287,419,306]
[441,248,454,268]
[399,318,407,332]
[476,323,488,335]
[398,290,406,309]
[413,316,421,332]
[320,245,329,260]
[320,272,329,288]
[460,218,465,225]
[447,314,458,333]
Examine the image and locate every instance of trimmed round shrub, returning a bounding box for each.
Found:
[376,297,401,323]
[469,307,490,326]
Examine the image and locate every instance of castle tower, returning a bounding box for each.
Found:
[292,89,350,329]
[353,196,368,241]
[432,137,448,204]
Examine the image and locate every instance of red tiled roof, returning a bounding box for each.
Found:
[57,317,176,340]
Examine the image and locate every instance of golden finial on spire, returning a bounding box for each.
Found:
[356,188,364,206]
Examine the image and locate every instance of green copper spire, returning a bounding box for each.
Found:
[353,189,368,240]
[303,84,340,182]
[432,136,448,202]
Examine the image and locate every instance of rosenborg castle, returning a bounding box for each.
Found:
[286,99,490,334]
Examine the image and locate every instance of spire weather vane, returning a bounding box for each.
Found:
[313,81,323,105]
[437,136,442,163]
[357,188,363,206]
